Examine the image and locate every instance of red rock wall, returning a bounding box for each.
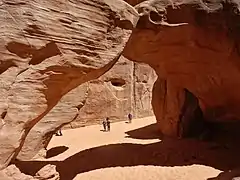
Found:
[123,0,240,137]
[0,0,138,169]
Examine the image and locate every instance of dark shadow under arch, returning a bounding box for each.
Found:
[46,146,69,159]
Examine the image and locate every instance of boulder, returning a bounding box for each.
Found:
[123,0,240,137]
[34,165,59,180]
[0,165,37,180]
[0,0,138,169]
[0,164,59,180]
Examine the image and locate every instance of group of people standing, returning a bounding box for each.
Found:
[102,113,133,132]
[55,113,134,136]
[102,117,111,132]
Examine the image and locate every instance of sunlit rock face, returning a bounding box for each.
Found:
[0,0,138,169]
[123,0,240,137]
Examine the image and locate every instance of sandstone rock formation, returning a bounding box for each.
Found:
[0,165,37,180]
[0,0,138,169]
[123,0,240,137]
[68,56,156,127]
[4,0,240,172]
[17,83,88,160]
[17,56,156,161]
[35,165,59,180]
[0,164,59,180]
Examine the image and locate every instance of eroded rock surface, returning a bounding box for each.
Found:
[69,57,157,127]
[0,165,37,180]
[0,0,138,169]
[123,0,240,137]
[0,164,59,180]
[18,56,156,160]
[35,165,59,180]
[17,83,88,160]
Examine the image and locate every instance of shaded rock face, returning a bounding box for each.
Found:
[123,0,240,137]
[151,78,204,138]
[18,56,156,161]
[0,0,138,169]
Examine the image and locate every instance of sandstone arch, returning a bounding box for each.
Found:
[123,0,240,136]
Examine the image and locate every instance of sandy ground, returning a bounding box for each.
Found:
[47,117,160,161]
[16,116,240,180]
[48,116,221,180]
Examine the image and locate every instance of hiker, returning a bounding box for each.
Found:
[128,113,133,123]
[102,118,107,131]
[106,117,111,131]
[55,128,63,136]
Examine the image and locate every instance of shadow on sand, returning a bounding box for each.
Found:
[208,168,240,180]
[14,123,240,180]
[125,123,161,140]
[46,146,69,159]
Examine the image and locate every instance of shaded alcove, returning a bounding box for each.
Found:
[109,78,126,87]
[180,88,240,143]
[179,88,206,138]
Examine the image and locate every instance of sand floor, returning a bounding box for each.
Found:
[16,116,240,180]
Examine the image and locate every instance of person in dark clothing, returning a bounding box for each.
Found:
[128,113,133,123]
[102,119,107,131]
[106,117,110,131]
[55,128,63,136]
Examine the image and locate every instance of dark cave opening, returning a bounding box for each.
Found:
[180,89,240,143]
[179,88,209,139]
[109,78,126,87]
[1,111,7,119]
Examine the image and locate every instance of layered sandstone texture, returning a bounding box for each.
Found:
[17,56,156,161]
[0,0,138,169]
[67,57,157,128]
[0,164,59,180]
[123,0,240,137]
[0,165,37,180]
